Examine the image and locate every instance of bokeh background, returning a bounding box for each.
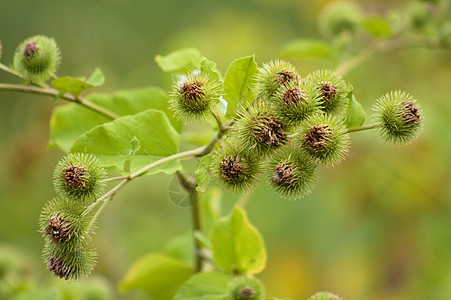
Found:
[1,0,450,299]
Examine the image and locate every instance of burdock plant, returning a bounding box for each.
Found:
[269,147,318,200]
[297,114,350,166]
[0,1,441,296]
[253,60,300,100]
[170,72,222,120]
[53,153,106,202]
[372,91,424,144]
[12,35,60,83]
[235,101,289,156]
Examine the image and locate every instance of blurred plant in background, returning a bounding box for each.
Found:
[0,0,450,299]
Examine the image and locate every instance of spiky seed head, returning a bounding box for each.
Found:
[227,276,265,300]
[169,72,222,120]
[306,70,349,116]
[319,1,362,38]
[39,196,94,249]
[47,255,71,280]
[43,241,96,280]
[253,60,300,100]
[45,215,73,243]
[13,35,60,83]
[53,153,106,202]
[272,80,321,126]
[40,196,97,280]
[297,114,350,166]
[235,101,288,156]
[210,143,262,193]
[269,148,318,200]
[372,91,424,144]
[308,291,343,300]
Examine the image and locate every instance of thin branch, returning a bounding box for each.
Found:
[346,123,380,133]
[0,62,24,79]
[199,120,233,156]
[0,83,119,120]
[102,175,131,182]
[335,37,441,76]
[83,122,229,215]
[175,171,203,272]
[209,110,223,130]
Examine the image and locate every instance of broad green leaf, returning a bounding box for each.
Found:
[195,154,213,193]
[52,77,92,96]
[209,206,267,275]
[52,68,104,96]
[50,87,181,152]
[344,95,366,128]
[202,188,222,233]
[343,84,366,128]
[223,55,258,118]
[123,136,141,174]
[86,68,105,86]
[182,128,216,147]
[174,271,231,300]
[155,48,203,73]
[362,16,392,38]
[200,58,222,82]
[118,253,192,300]
[164,232,194,264]
[71,109,181,175]
[281,39,338,61]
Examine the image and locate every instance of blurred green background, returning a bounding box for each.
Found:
[1,0,450,299]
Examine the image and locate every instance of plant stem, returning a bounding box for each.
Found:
[84,122,229,215]
[346,123,380,133]
[190,190,202,272]
[0,62,24,79]
[210,110,223,130]
[102,175,131,182]
[0,83,119,120]
[335,38,440,76]
[175,171,203,273]
[199,119,232,156]
[84,178,130,215]
[236,189,254,208]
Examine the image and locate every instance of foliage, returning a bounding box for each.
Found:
[0,0,449,299]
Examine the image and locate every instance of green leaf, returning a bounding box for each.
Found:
[200,58,222,82]
[223,55,258,119]
[202,188,222,234]
[52,77,92,96]
[164,232,194,264]
[123,136,141,174]
[50,87,181,152]
[118,253,192,300]
[195,154,213,193]
[70,109,181,175]
[155,48,203,73]
[182,127,216,147]
[209,206,267,275]
[86,68,105,86]
[174,271,231,300]
[343,84,366,128]
[280,39,338,61]
[51,68,104,96]
[362,16,393,38]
